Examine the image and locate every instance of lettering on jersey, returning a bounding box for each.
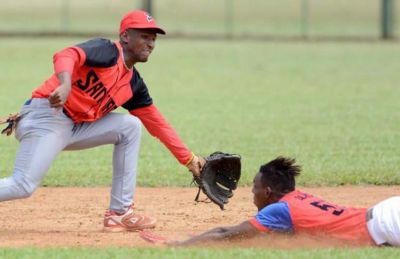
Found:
[85,82,107,102]
[294,193,310,201]
[76,69,119,115]
[77,69,107,103]
[77,69,99,90]
[310,201,345,216]
[102,98,117,114]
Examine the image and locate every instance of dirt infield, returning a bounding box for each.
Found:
[0,186,399,248]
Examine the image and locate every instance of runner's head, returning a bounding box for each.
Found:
[252,157,301,210]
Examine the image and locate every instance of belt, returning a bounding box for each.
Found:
[24,99,32,106]
[62,108,72,119]
[366,207,374,222]
[25,99,72,119]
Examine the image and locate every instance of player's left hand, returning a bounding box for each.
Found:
[186,155,206,178]
[48,83,71,109]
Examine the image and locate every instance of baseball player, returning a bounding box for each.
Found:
[168,157,400,247]
[0,10,205,232]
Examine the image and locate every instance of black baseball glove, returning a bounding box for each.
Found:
[193,151,241,210]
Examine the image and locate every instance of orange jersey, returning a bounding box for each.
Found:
[33,39,144,122]
[31,38,192,165]
[249,190,374,245]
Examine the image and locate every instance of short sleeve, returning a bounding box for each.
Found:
[254,202,293,233]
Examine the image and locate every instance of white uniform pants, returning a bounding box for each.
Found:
[367,196,400,246]
[0,98,142,213]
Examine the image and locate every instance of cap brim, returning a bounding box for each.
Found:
[131,25,166,35]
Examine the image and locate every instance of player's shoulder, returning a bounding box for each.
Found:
[259,201,290,217]
[76,38,115,49]
[131,68,143,85]
[122,68,153,111]
[75,38,119,67]
[256,201,293,231]
[280,189,314,202]
[130,68,150,95]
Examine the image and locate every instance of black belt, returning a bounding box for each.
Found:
[366,207,374,222]
[62,108,72,119]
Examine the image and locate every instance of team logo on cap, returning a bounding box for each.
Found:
[145,13,153,22]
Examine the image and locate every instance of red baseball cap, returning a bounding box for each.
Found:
[120,10,166,35]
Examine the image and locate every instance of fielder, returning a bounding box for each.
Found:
[168,157,400,247]
[0,10,205,232]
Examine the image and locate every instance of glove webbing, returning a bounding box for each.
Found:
[192,179,211,204]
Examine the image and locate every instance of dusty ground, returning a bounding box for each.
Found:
[0,186,399,248]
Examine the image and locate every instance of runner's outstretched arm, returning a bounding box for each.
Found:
[168,221,260,246]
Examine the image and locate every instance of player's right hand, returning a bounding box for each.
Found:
[48,83,71,109]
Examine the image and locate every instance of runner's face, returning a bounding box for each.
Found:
[252,173,270,211]
[125,29,157,63]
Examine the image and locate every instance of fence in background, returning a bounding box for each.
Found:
[0,0,398,40]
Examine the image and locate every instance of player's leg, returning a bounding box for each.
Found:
[367,196,400,246]
[64,113,142,213]
[0,99,73,201]
[64,113,155,232]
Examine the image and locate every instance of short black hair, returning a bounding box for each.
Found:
[259,156,301,197]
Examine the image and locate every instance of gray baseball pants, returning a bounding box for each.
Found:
[0,98,141,213]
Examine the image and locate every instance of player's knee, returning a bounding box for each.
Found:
[12,176,39,199]
[121,115,142,137]
[125,115,142,129]
[17,189,34,199]
[16,184,37,199]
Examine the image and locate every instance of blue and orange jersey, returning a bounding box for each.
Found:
[249,190,374,244]
[31,38,193,165]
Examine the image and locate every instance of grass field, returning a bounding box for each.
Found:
[1,247,400,259]
[0,37,399,257]
[1,37,399,187]
[0,0,399,38]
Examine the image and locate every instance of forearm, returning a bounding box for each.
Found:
[49,71,72,108]
[174,222,260,246]
[56,71,72,88]
[178,227,229,246]
[130,105,193,165]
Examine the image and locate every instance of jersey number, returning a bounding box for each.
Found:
[310,201,344,216]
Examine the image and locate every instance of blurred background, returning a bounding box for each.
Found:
[0,0,398,40]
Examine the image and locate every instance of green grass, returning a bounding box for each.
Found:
[0,38,399,187]
[0,37,400,259]
[0,0,400,38]
[0,247,399,259]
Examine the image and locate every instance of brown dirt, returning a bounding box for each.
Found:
[0,186,399,248]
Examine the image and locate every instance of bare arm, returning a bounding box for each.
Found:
[48,71,72,109]
[168,220,261,246]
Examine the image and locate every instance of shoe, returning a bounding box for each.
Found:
[103,205,156,232]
